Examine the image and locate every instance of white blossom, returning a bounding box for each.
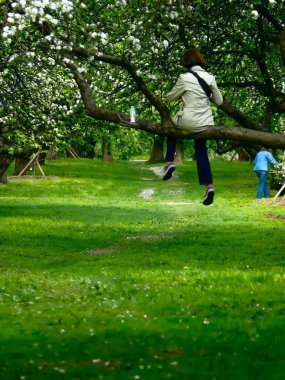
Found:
[251,10,258,18]
[163,40,169,48]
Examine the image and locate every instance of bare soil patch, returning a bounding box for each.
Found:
[8,175,60,181]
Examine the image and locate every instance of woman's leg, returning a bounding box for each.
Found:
[165,137,176,162]
[194,138,214,205]
[163,137,177,181]
[194,138,213,185]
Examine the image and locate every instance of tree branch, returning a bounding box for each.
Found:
[219,81,264,89]
[255,5,283,32]
[216,141,242,154]
[219,98,263,131]
[255,5,285,64]
[280,28,285,64]
[66,58,285,149]
[71,48,171,123]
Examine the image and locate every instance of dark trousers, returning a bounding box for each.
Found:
[165,137,213,185]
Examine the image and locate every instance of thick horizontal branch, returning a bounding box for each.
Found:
[66,52,285,149]
[84,105,285,149]
[70,47,285,129]
[196,125,285,149]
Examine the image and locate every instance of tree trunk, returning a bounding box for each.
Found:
[1,170,7,184]
[68,144,82,158]
[13,157,35,176]
[102,138,113,162]
[46,146,60,160]
[148,136,164,163]
[237,148,252,161]
[0,153,14,184]
[175,139,184,163]
[86,148,95,159]
[39,151,47,166]
[85,140,96,159]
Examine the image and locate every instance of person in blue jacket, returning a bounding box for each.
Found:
[254,148,278,199]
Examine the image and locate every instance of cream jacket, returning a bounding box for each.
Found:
[166,66,223,132]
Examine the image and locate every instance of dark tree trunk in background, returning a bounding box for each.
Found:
[237,148,252,161]
[39,151,47,166]
[68,144,82,158]
[0,153,14,183]
[1,170,7,184]
[13,156,35,176]
[148,136,164,163]
[85,136,96,159]
[86,147,95,159]
[175,139,184,163]
[102,138,113,162]
[46,146,60,160]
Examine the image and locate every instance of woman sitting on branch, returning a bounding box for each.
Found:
[163,48,223,206]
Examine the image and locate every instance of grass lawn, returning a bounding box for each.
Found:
[0,159,284,380]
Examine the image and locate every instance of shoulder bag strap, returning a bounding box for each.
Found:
[189,70,212,98]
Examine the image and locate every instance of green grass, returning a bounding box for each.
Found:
[0,159,284,380]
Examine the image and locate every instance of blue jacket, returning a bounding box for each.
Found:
[254,151,278,171]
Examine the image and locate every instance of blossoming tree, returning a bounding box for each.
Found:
[1,0,285,179]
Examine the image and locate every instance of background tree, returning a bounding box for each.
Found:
[1,0,285,183]
[0,0,82,180]
[65,0,285,146]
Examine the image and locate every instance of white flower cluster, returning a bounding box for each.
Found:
[127,35,141,50]
[17,0,73,17]
[169,11,178,20]
[91,31,108,46]
[2,0,74,42]
[275,161,285,171]
[149,38,169,54]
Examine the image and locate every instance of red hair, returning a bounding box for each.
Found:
[183,48,206,67]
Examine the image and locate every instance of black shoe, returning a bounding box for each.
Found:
[163,163,175,181]
[203,187,215,205]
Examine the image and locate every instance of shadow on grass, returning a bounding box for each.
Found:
[1,201,284,272]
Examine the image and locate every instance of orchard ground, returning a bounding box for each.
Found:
[0,159,284,380]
